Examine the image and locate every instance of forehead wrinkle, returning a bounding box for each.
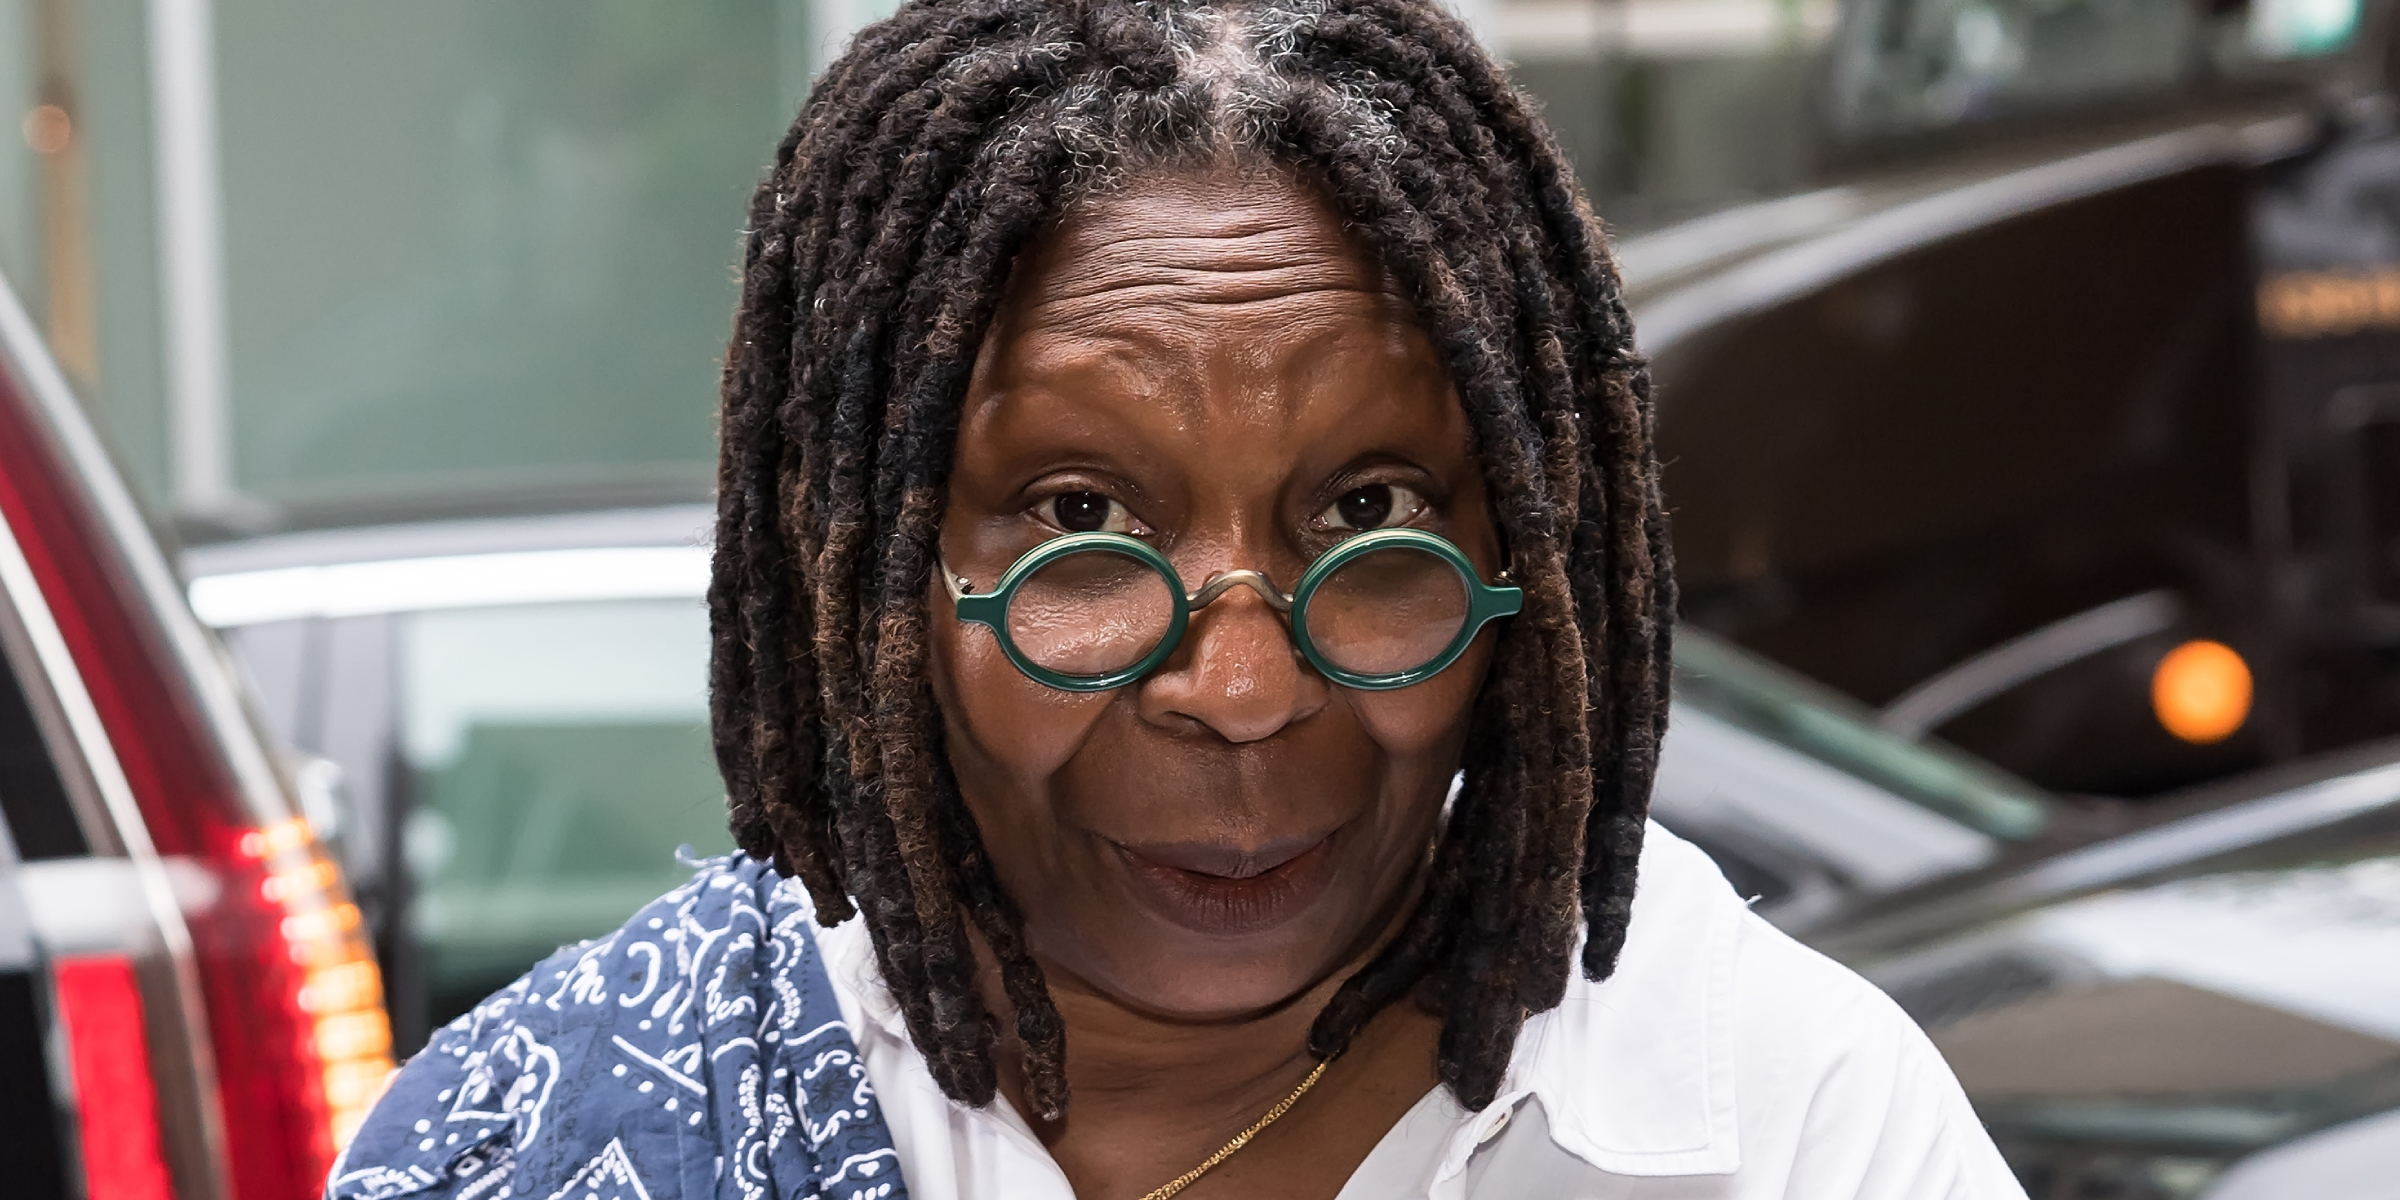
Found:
[972,172,1443,471]
[1030,229,1391,309]
[1027,276,1389,320]
[1022,169,1406,311]
[1000,300,1412,440]
[1024,287,1398,355]
[985,325,1206,429]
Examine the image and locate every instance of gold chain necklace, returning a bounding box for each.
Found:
[1134,1057,1333,1200]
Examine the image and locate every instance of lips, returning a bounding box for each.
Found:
[1113,832,1338,937]
[1125,834,1325,879]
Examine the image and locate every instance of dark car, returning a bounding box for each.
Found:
[0,277,392,1195]
[1813,740,2400,1198]
[1626,104,2316,799]
[1585,5,2400,803]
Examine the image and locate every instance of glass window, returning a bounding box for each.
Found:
[1654,706,2007,898]
[210,0,816,509]
[397,599,732,1024]
[1496,0,1840,233]
[1827,0,2356,138]
[1673,629,2053,840]
[0,0,40,296]
[0,0,170,506]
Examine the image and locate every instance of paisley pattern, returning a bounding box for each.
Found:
[328,857,908,1200]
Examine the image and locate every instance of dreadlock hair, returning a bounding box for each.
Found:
[710,0,1674,1119]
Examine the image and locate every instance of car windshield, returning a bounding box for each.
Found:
[398,598,732,1024]
[1672,629,2052,841]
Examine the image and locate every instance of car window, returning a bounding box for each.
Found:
[1673,630,2051,841]
[198,2,824,510]
[398,598,731,1024]
[1829,0,2357,138]
[1655,707,2005,897]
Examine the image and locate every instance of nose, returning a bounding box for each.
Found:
[1138,585,1327,743]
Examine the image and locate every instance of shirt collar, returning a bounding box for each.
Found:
[804,820,1746,1181]
[798,886,912,1043]
[1474,822,1745,1179]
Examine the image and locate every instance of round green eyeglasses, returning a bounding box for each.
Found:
[943,528,1523,692]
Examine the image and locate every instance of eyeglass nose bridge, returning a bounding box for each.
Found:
[1186,568,1294,614]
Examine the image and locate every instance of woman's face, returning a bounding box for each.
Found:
[929,168,1502,1020]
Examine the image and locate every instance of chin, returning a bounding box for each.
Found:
[1100,943,1339,1021]
[1034,898,1369,1022]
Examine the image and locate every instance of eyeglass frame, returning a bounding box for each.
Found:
[941,527,1523,693]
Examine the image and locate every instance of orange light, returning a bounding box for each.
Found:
[2152,639,2252,745]
[262,860,337,903]
[22,104,71,156]
[243,820,395,1152]
[313,1010,392,1062]
[263,818,312,856]
[298,962,380,1014]
[279,902,361,944]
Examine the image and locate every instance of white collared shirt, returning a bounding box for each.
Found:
[813,823,2029,1199]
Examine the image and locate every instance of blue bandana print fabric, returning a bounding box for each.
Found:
[326,857,909,1200]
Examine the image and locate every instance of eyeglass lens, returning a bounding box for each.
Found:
[1301,544,1469,676]
[1004,547,1177,676]
[1001,542,1472,680]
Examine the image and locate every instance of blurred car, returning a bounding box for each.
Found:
[183,505,734,1051]
[182,502,2080,1052]
[0,280,392,1193]
[1548,0,2400,804]
[1623,103,2315,799]
[1658,626,2084,932]
[1815,738,2400,1199]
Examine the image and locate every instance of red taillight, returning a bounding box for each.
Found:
[0,328,393,1193]
[243,818,395,1144]
[53,955,176,1200]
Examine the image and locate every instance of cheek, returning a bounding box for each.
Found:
[927,588,1112,796]
[1340,633,1494,763]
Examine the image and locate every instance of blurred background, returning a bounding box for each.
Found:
[6,0,2400,1197]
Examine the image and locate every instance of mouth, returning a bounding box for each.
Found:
[1112,832,1339,937]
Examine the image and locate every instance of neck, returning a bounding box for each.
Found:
[999,953,1341,1128]
[978,940,1443,1200]
[972,889,1447,1200]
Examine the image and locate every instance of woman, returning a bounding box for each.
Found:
[332,1,2023,1196]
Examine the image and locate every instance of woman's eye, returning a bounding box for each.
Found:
[1044,491,1136,534]
[1320,483,1428,531]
